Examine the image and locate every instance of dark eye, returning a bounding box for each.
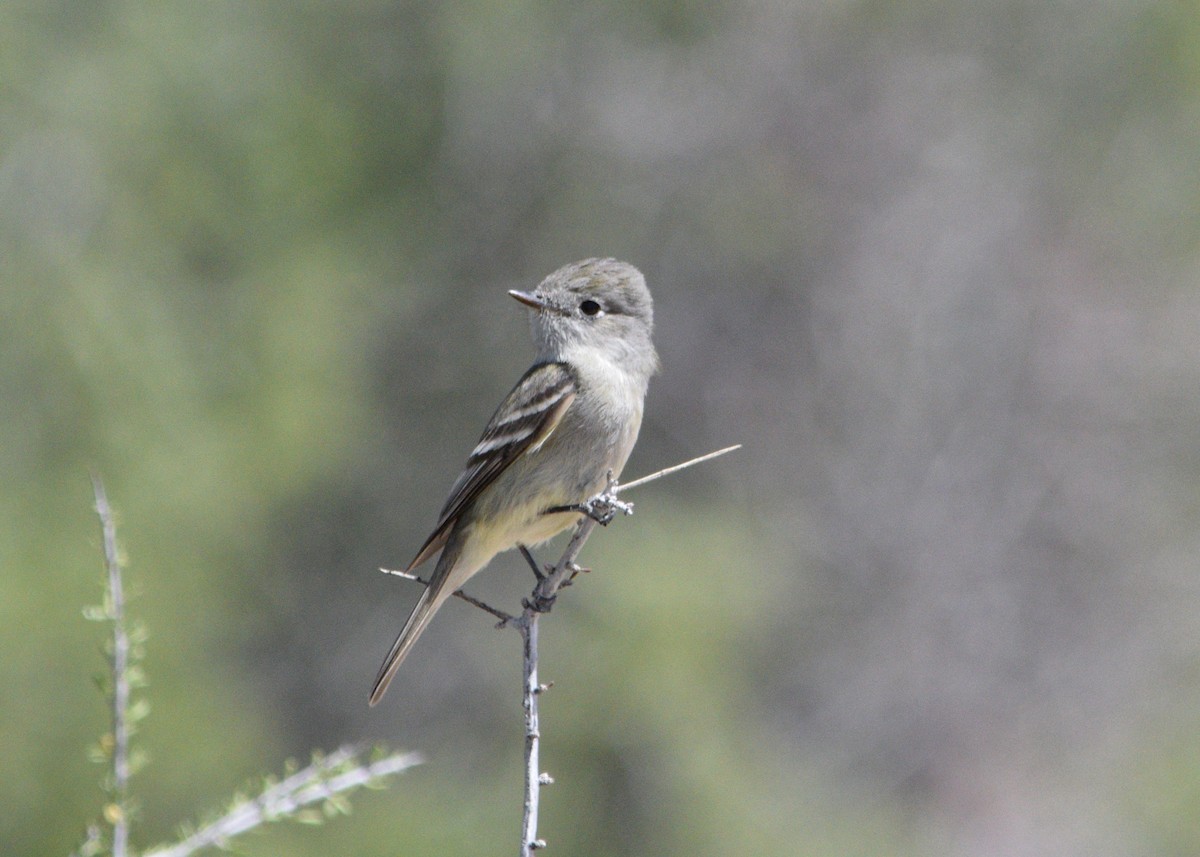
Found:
[579,299,602,316]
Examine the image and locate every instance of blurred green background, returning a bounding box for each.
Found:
[6,1,1200,854]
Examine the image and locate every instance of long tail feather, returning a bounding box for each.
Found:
[369,586,442,705]
[369,534,469,706]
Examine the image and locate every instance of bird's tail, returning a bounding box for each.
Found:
[369,535,468,706]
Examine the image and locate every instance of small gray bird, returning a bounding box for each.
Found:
[370,258,658,706]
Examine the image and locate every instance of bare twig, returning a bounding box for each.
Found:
[143,747,423,857]
[612,444,742,493]
[380,567,516,625]
[91,474,131,857]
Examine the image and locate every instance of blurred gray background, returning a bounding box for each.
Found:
[5,1,1200,855]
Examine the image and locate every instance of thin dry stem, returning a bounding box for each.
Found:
[380,567,515,624]
[614,444,742,493]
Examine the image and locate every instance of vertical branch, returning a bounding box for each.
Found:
[92,475,130,857]
[519,615,544,855]
[511,448,738,854]
[517,509,605,856]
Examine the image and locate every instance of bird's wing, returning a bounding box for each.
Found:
[405,361,578,571]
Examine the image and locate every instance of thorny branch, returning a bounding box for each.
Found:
[382,444,740,856]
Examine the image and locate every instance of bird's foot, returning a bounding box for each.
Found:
[546,490,633,526]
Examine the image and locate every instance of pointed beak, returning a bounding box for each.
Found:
[508,289,560,314]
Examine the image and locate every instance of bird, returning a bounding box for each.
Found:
[369,258,658,705]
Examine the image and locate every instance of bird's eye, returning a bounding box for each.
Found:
[579,299,602,316]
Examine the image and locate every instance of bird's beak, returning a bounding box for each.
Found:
[508,290,560,314]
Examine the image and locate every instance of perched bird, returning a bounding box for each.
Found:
[370,258,658,705]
